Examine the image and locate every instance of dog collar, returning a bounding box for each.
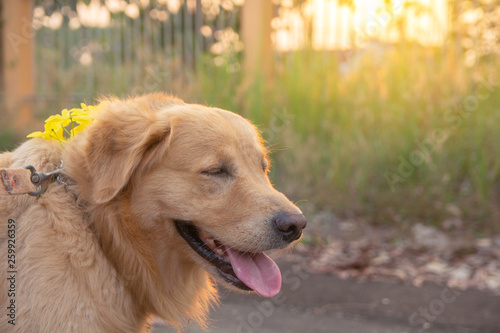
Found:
[0,163,63,196]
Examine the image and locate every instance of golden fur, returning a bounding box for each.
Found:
[0,94,304,332]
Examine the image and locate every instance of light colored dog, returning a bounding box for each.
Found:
[0,94,306,332]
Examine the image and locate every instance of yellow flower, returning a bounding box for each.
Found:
[70,107,94,136]
[27,103,98,143]
[26,131,52,139]
[80,103,98,115]
[44,118,65,141]
[44,110,72,141]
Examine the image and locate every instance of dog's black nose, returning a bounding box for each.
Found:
[273,211,307,242]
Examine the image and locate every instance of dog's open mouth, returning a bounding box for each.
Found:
[174,220,281,297]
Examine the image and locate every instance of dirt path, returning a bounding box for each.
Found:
[152,261,500,333]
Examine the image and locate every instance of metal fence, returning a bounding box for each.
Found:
[32,0,242,106]
[2,0,499,115]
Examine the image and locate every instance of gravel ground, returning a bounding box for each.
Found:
[152,260,500,333]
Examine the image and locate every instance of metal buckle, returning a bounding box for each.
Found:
[24,165,62,196]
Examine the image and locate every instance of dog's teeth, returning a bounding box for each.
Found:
[207,238,216,247]
[214,248,225,256]
[200,230,215,243]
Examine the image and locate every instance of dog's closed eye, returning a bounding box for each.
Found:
[201,166,230,178]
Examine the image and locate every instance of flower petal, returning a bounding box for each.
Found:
[27,131,51,139]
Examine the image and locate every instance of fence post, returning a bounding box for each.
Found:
[241,0,273,85]
[1,0,35,128]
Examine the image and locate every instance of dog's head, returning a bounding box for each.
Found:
[64,94,306,323]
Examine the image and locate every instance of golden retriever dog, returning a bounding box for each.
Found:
[0,94,306,332]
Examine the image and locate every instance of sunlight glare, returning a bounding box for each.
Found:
[273,0,448,51]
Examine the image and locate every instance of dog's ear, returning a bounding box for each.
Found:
[83,99,173,204]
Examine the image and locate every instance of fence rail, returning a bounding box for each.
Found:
[1,0,498,117]
[31,0,242,104]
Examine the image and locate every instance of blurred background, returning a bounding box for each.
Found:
[1,1,500,331]
[1,0,499,234]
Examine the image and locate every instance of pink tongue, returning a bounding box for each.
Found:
[226,248,281,297]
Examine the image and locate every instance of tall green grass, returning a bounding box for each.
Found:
[199,44,500,233]
[3,42,498,233]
